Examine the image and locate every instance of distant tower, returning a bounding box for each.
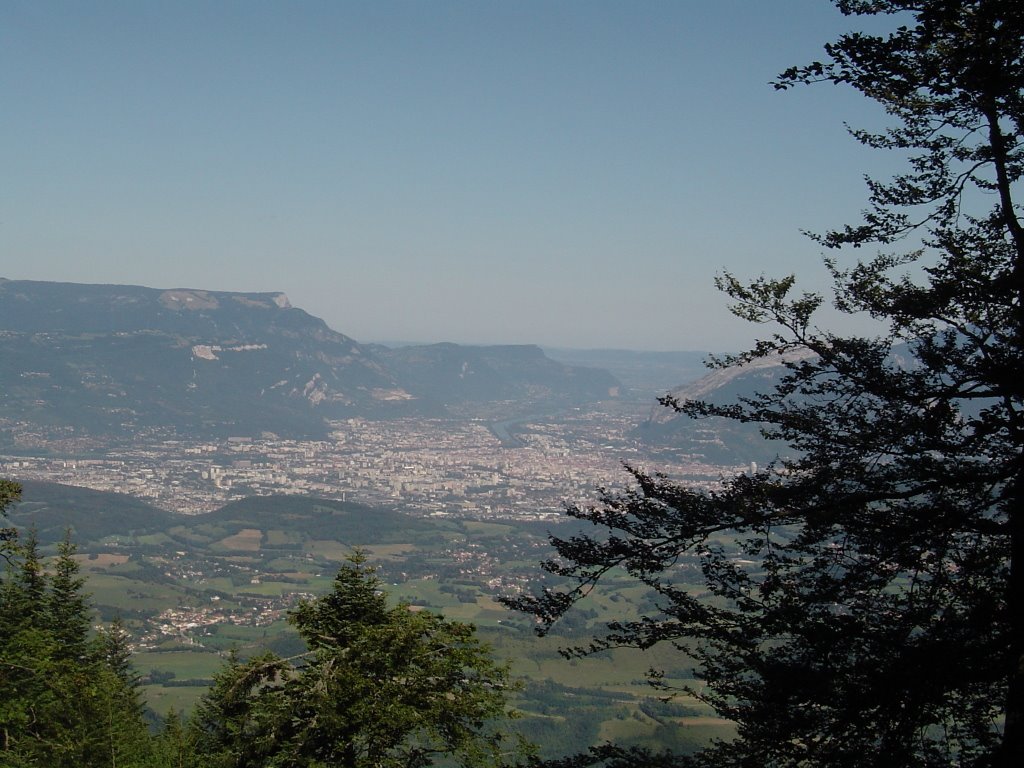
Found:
[750,461,758,476]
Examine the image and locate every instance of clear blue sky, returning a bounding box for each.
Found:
[1,1,894,350]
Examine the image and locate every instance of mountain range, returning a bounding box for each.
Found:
[0,279,619,439]
[637,350,815,464]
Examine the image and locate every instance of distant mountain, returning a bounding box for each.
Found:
[542,348,711,400]
[637,351,814,464]
[0,279,619,440]
[375,343,619,407]
[0,279,408,438]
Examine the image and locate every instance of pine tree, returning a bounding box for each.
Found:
[0,523,57,759]
[153,709,196,768]
[509,2,1024,766]
[190,553,525,768]
[0,479,21,569]
[12,527,46,627]
[99,617,145,711]
[0,512,155,766]
[96,617,155,768]
[45,531,91,662]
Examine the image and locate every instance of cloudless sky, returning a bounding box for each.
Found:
[2,1,897,350]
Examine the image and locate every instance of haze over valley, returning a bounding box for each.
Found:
[4,2,993,763]
[1,278,765,516]
[0,278,764,756]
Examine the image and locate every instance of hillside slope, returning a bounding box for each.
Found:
[0,279,619,439]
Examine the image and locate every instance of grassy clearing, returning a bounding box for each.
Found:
[134,532,175,546]
[262,555,312,571]
[264,529,302,546]
[462,521,515,535]
[207,623,276,643]
[143,684,208,718]
[388,579,464,609]
[86,573,185,612]
[233,580,310,597]
[599,715,656,743]
[75,553,130,568]
[217,528,263,551]
[166,525,219,545]
[135,650,224,680]
[303,575,335,593]
[362,543,417,558]
[304,539,354,560]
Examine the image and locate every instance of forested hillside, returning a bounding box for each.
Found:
[0,480,525,767]
[1,479,726,763]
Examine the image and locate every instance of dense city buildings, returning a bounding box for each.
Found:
[1,407,744,517]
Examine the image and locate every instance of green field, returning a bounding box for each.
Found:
[15,487,731,758]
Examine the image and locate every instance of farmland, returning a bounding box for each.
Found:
[8,483,731,756]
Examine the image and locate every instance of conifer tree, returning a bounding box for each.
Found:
[12,527,46,625]
[0,479,21,567]
[0,500,155,766]
[46,531,91,661]
[99,616,146,711]
[509,2,1024,766]
[153,709,195,768]
[190,553,525,768]
[96,617,155,768]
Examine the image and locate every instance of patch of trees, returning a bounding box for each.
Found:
[228,571,256,587]
[2,482,153,766]
[127,558,179,585]
[2,482,526,767]
[513,716,600,762]
[161,678,215,688]
[185,552,526,767]
[145,669,178,685]
[440,582,482,603]
[258,543,305,554]
[636,699,703,723]
[522,678,633,708]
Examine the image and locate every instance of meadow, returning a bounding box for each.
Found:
[21,486,730,757]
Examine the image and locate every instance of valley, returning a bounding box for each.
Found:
[2,404,746,515]
[3,478,736,758]
[0,279,760,757]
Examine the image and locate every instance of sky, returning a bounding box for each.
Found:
[1,1,898,351]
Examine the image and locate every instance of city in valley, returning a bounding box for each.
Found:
[1,405,747,518]
[0,399,746,724]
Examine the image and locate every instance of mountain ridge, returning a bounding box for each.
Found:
[0,279,620,441]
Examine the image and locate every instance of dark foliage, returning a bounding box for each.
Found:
[507,2,1024,766]
[0,489,153,766]
[188,552,527,768]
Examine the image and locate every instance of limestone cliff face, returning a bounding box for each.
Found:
[637,350,817,465]
[0,279,620,439]
[374,342,620,405]
[0,279,415,438]
[647,349,816,425]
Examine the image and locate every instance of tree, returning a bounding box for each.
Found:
[99,616,145,701]
[0,505,154,766]
[97,616,154,767]
[153,709,194,768]
[0,526,46,634]
[46,531,91,661]
[508,2,1024,766]
[0,479,21,568]
[190,553,526,768]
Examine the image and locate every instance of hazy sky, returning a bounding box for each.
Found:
[2,1,896,350]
